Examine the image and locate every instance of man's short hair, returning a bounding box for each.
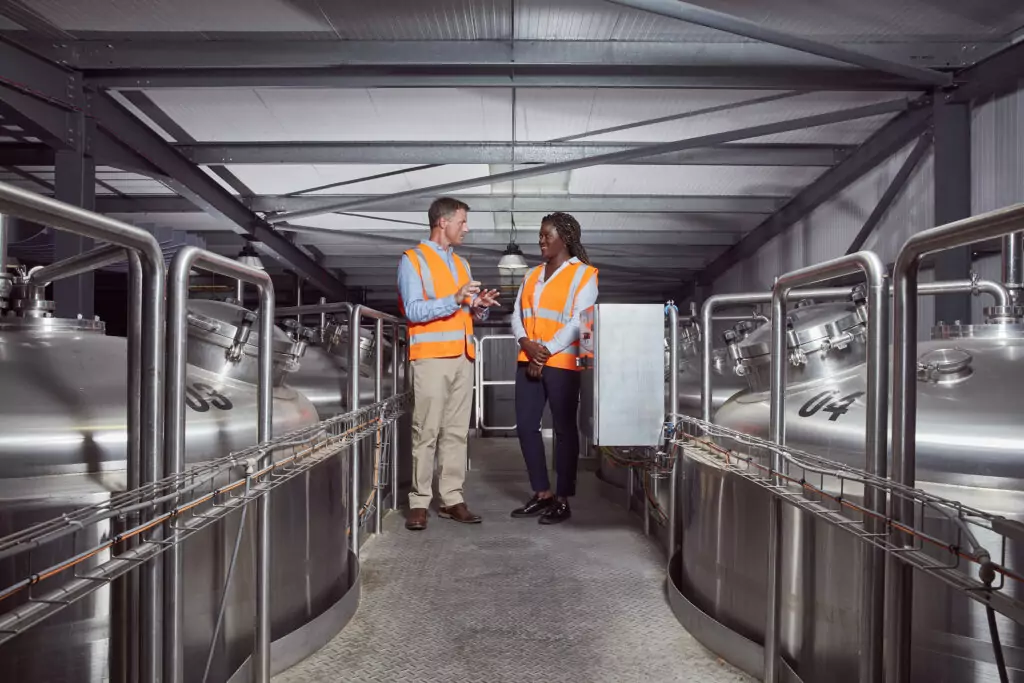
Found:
[428,197,470,229]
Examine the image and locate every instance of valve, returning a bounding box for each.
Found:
[226,310,257,363]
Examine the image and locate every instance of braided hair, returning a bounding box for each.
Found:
[541,211,591,265]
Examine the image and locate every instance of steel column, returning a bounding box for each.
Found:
[268,99,909,224]
[932,100,973,325]
[666,303,679,556]
[53,147,97,319]
[887,202,1024,683]
[164,247,275,683]
[768,252,888,683]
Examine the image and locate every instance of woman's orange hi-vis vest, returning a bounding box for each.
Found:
[399,243,476,361]
[516,260,598,371]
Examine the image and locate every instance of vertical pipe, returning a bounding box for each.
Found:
[140,246,166,683]
[349,306,363,553]
[125,250,143,683]
[666,303,679,556]
[236,279,245,305]
[163,253,191,683]
[861,266,889,683]
[390,323,401,511]
[888,256,919,683]
[0,213,9,275]
[373,318,384,534]
[254,279,275,683]
[319,296,327,330]
[1002,233,1023,303]
[764,289,787,683]
[294,275,303,325]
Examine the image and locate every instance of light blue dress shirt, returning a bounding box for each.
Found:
[397,240,490,323]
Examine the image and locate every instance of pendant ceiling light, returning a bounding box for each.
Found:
[236,242,264,271]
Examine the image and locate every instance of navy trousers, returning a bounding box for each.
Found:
[514,363,582,498]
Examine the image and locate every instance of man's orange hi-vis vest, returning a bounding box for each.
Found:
[516,260,598,371]
[399,243,476,361]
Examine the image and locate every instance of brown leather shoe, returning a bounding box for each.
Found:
[438,502,482,524]
[405,508,428,531]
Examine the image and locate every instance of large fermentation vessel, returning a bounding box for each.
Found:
[0,285,347,683]
[678,294,1024,682]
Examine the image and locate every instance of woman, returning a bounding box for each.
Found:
[510,212,598,524]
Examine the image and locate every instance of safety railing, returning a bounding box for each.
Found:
[474,334,518,432]
[669,414,1023,683]
[0,394,408,678]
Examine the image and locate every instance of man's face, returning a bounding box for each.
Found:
[441,208,469,246]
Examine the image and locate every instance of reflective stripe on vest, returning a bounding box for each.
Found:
[516,261,597,371]
[399,244,476,361]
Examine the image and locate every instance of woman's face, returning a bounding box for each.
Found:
[538,221,565,261]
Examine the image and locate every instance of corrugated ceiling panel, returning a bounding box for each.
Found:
[27,0,1023,39]
[145,88,511,142]
[521,90,908,144]
[225,163,495,195]
[27,0,327,32]
[298,0,510,39]
[567,165,823,196]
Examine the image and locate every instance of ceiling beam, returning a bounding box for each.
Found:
[604,0,951,87]
[698,97,934,285]
[98,193,785,215]
[287,229,740,248]
[947,39,1024,103]
[84,66,922,92]
[0,143,57,166]
[29,39,993,72]
[268,98,909,223]
[89,91,346,298]
[177,141,848,167]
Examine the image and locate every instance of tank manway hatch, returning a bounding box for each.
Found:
[579,303,665,447]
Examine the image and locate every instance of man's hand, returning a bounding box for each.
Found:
[518,338,551,365]
[473,288,501,309]
[456,280,482,304]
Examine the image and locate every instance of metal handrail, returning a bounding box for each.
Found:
[889,201,1024,681]
[0,180,166,683]
[477,335,518,431]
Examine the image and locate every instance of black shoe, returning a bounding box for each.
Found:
[511,494,555,518]
[539,500,571,525]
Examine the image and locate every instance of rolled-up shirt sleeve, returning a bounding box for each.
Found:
[397,253,459,323]
[544,275,598,355]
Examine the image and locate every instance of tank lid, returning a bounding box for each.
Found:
[735,302,863,360]
[917,347,973,384]
[186,299,298,357]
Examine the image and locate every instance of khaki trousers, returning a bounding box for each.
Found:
[409,356,475,509]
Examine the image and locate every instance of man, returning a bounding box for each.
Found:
[397,197,499,531]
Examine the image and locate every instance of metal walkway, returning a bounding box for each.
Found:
[274,438,752,683]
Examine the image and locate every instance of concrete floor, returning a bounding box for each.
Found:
[274,437,753,682]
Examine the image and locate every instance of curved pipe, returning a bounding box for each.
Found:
[698,287,856,423]
[767,251,889,683]
[0,180,165,683]
[165,246,275,683]
[889,201,1024,682]
[918,278,1010,308]
[26,243,129,287]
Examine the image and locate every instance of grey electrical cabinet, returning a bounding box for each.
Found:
[579,303,666,447]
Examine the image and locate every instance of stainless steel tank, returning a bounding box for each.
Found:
[679,298,1024,682]
[283,314,408,540]
[0,292,347,683]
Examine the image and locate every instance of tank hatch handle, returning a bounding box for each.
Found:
[917,347,973,384]
[226,310,257,362]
